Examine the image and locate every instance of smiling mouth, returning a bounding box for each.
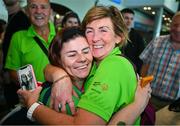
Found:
[75,64,88,70]
[93,45,103,49]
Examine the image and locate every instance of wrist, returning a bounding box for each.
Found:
[53,74,69,84]
[27,102,43,121]
[133,100,145,113]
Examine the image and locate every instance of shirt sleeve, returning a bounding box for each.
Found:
[5,32,22,70]
[139,39,156,64]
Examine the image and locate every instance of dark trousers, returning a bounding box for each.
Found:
[3,83,19,109]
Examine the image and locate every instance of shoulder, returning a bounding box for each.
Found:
[152,35,170,46]
[130,28,142,37]
[12,30,28,39]
[99,55,134,73]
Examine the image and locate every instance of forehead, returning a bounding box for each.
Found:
[28,0,49,5]
[86,17,113,28]
[172,15,180,25]
[62,36,88,50]
[122,13,134,18]
[67,17,78,22]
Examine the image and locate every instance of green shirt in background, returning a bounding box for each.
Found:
[5,22,55,82]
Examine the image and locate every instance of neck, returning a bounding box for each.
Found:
[172,41,180,50]
[72,78,85,90]
[35,25,50,42]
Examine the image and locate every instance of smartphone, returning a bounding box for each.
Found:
[17,64,37,90]
[140,75,154,88]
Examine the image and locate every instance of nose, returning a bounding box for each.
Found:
[92,31,101,43]
[77,53,86,63]
[35,6,43,13]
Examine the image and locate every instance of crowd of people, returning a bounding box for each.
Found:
[0,0,179,125]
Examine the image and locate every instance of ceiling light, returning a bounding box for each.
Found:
[147,7,151,10]
[55,14,60,19]
[143,7,147,10]
[152,11,155,15]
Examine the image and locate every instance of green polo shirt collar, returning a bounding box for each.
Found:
[84,47,122,90]
[27,21,55,44]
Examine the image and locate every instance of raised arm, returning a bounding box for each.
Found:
[44,64,75,114]
[108,81,151,125]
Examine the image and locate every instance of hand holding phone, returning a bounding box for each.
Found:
[17,64,37,90]
[140,75,154,88]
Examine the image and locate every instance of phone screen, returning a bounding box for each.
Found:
[17,64,37,90]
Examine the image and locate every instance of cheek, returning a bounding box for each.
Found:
[86,35,93,44]
[87,54,93,62]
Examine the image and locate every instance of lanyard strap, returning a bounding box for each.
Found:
[33,36,48,57]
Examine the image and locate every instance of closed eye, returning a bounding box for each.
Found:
[85,28,93,34]
[66,52,77,57]
[82,47,90,54]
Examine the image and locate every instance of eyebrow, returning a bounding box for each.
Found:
[65,46,90,54]
[99,26,111,30]
[86,26,111,30]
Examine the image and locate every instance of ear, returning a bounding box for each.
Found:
[115,34,122,44]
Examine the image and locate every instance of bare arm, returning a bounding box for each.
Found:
[17,80,151,125]
[17,88,105,125]
[44,64,68,82]
[108,81,151,125]
[44,64,75,114]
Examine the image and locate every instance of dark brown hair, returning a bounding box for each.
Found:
[48,27,85,67]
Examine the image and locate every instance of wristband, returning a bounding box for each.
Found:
[27,102,43,121]
[53,74,69,84]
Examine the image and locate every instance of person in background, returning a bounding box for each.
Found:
[0,0,8,43]
[140,11,180,111]
[0,0,8,86]
[61,11,81,28]
[0,20,6,44]
[54,13,63,31]
[2,0,30,68]
[121,8,146,74]
[2,0,31,109]
[4,0,55,94]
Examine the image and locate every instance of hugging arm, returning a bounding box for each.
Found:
[108,81,151,125]
[44,64,75,114]
[17,79,151,125]
[17,88,106,125]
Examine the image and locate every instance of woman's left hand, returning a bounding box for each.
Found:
[17,86,42,108]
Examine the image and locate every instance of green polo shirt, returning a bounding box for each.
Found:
[39,84,81,115]
[5,22,55,82]
[78,47,140,125]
